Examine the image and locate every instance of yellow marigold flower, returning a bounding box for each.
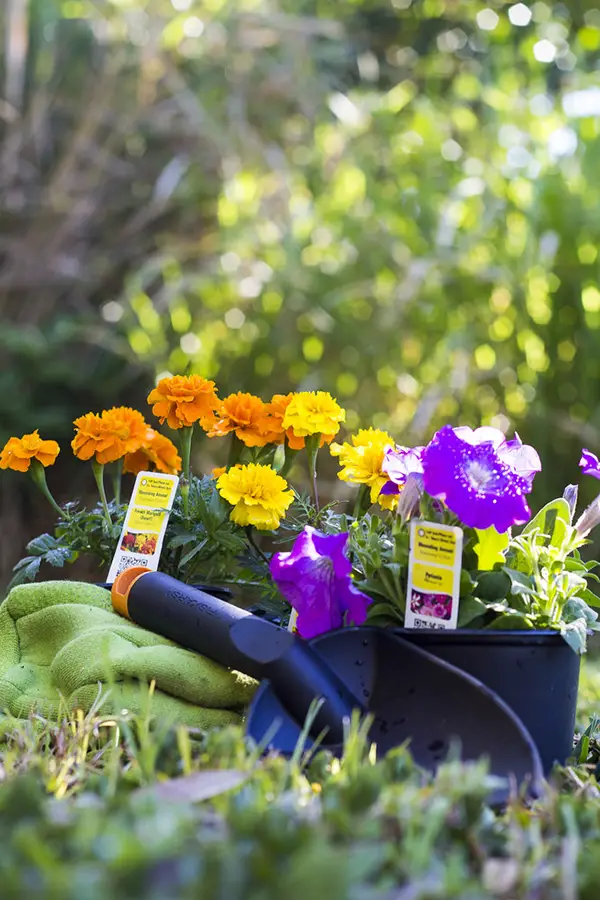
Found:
[72,408,148,465]
[148,374,220,430]
[0,430,60,473]
[216,463,294,530]
[123,429,182,476]
[281,391,345,443]
[266,393,312,450]
[208,392,281,447]
[332,428,395,504]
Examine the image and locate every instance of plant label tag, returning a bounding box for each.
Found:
[107,471,179,583]
[405,520,463,630]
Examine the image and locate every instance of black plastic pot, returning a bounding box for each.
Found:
[394,629,581,775]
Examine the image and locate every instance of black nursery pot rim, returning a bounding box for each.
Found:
[394,628,568,647]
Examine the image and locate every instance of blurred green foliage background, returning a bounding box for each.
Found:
[2,0,600,579]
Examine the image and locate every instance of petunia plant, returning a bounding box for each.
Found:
[2,375,600,653]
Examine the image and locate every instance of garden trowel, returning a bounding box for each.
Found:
[111,569,544,798]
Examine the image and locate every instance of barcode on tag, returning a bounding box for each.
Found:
[115,556,151,577]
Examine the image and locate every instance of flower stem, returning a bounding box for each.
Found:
[226,433,243,469]
[179,426,194,520]
[305,434,320,513]
[279,443,300,478]
[245,526,270,568]
[180,426,194,484]
[112,459,123,506]
[352,484,370,519]
[29,460,67,519]
[92,459,112,525]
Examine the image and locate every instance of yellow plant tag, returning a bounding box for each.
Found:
[405,520,463,630]
[107,471,179,583]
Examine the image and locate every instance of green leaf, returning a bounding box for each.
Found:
[365,602,403,624]
[486,612,535,630]
[179,539,208,568]
[8,557,42,588]
[474,526,509,570]
[563,597,598,627]
[26,533,58,555]
[560,618,588,654]
[578,588,600,608]
[474,570,511,602]
[522,498,571,549]
[168,533,196,549]
[45,547,75,568]
[503,567,536,596]
[459,569,477,596]
[457,595,488,627]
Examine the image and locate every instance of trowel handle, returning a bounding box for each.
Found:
[111,568,363,744]
[111,568,263,679]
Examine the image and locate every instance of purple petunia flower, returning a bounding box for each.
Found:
[580,449,600,480]
[421,425,534,533]
[380,445,425,497]
[269,526,371,639]
[453,426,541,489]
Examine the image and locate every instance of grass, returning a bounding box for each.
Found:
[0,664,599,899]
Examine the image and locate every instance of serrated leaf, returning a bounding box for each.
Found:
[168,533,196,549]
[8,557,42,589]
[26,533,58,555]
[12,555,39,571]
[474,526,509,571]
[45,547,74,568]
[215,532,246,552]
[179,539,208,567]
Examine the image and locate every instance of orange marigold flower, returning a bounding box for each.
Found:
[208,392,282,447]
[72,408,148,465]
[0,430,60,473]
[267,393,334,450]
[102,407,150,454]
[148,374,220,430]
[123,429,182,476]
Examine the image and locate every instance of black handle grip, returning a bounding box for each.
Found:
[127,571,259,677]
[125,572,363,743]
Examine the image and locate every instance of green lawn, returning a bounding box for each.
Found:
[0,662,599,899]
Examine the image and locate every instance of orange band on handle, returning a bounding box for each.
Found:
[111,566,151,620]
